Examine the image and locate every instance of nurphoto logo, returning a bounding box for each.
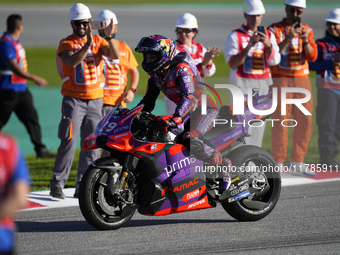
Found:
[200,84,312,127]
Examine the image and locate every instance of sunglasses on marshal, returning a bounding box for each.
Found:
[176,28,194,34]
[73,21,90,27]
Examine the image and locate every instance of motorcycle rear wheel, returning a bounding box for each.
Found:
[79,166,135,230]
[222,145,281,221]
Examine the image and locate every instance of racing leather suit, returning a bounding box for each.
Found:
[140,52,218,162]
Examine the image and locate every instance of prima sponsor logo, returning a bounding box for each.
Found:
[164,156,196,177]
[113,125,129,134]
[188,198,206,209]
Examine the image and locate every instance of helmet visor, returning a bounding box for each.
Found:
[135,37,164,53]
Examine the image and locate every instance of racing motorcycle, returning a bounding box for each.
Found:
[78,92,281,230]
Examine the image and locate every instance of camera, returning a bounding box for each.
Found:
[90,21,106,30]
[293,17,301,28]
[257,26,265,34]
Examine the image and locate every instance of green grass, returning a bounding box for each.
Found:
[27,149,80,190]
[26,47,60,87]
[24,47,329,191]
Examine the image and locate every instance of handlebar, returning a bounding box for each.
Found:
[131,111,175,142]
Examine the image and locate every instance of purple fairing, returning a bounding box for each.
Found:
[207,93,273,148]
[242,93,273,134]
[156,147,203,181]
[155,150,207,211]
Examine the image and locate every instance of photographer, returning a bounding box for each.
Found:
[224,0,280,147]
[309,8,340,169]
[268,0,317,175]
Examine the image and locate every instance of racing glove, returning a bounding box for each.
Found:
[159,115,183,133]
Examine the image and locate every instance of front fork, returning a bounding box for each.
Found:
[118,171,129,190]
[110,153,139,199]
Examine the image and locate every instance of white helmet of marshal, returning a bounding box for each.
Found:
[97,9,118,25]
[243,0,266,15]
[325,8,340,24]
[285,0,306,8]
[175,13,198,29]
[69,3,92,20]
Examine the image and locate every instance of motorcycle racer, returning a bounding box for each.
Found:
[135,35,231,190]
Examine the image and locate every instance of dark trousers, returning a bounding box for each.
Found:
[0,89,45,152]
[316,88,340,154]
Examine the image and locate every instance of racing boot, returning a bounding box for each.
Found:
[219,158,232,191]
[207,151,232,191]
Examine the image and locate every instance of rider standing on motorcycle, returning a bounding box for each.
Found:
[135,35,231,190]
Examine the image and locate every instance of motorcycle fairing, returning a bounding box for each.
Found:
[135,143,213,216]
[203,94,273,152]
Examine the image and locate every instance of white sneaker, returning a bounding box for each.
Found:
[288,161,317,177]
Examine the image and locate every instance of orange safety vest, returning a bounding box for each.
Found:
[268,19,318,77]
[102,40,138,106]
[57,34,108,99]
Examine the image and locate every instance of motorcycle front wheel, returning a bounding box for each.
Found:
[79,166,136,230]
[222,145,281,221]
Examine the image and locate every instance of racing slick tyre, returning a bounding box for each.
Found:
[222,145,281,221]
[79,164,136,230]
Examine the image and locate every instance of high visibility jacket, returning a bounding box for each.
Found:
[309,34,340,89]
[268,19,318,77]
[102,40,138,105]
[57,34,108,99]
[176,39,216,78]
[224,24,280,82]
[0,32,27,92]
